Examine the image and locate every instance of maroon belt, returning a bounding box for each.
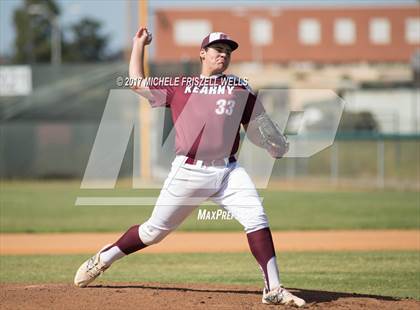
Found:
[185,156,236,166]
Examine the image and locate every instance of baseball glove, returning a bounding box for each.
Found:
[247,113,289,158]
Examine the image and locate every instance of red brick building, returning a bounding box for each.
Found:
[153,5,420,63]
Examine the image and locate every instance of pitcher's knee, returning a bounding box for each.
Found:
[243,214,269,234]
[139,222,172,245]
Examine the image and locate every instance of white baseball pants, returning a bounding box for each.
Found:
[139,155,269,245]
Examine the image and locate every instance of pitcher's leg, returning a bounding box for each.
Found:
[75,156,217,287]
[212,164,281,291]
[99,224,148,266]
[138,189,199,245]
[246,227,280,290]
[98,157,209,265]
[100,188,199,265]
[74,189,200,288]
[212,165,305,306]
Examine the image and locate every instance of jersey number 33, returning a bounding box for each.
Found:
[215,99,236,116]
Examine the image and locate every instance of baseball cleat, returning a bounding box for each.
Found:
[262,286,306,307]
[74,244,112,288]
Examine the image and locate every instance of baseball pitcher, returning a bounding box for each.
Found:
[74,27,305,307]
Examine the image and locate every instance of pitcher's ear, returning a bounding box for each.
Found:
[199,49,206,61]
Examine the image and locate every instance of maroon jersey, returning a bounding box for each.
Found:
[149,75,264,160]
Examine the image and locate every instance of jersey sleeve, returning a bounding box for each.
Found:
[147,84,175,108]
[241,88,265,125]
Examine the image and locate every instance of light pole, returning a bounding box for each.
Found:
[28,4,61,65]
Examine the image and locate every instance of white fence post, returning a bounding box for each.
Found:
[377,139,385,188]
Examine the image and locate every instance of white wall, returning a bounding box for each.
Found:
[344,89,420,134]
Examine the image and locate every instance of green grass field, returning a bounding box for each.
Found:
[0,181,418,233]
[1,181,419,301]
[0,251,418,299]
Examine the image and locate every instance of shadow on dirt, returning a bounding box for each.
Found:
[91,284,401,303]
[290,287,400,303]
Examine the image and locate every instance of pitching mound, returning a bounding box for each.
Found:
[1,283,418,309]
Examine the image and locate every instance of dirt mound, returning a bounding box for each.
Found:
[1,283,417,309]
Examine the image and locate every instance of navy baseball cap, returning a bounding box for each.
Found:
[201,32,238,51]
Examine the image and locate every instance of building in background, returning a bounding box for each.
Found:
[154,5,419,63]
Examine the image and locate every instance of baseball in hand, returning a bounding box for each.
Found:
[146,32,152,44]
[136,27,152,45]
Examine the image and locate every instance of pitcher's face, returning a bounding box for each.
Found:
[200,43,232,75]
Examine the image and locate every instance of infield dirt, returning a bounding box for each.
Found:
[1,282,419,310]
[1,230,419,254]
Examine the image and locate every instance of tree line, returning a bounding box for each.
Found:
[13,0,112,64]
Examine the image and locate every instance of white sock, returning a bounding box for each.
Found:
[99,246,126,266]
[267,256,281,290]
